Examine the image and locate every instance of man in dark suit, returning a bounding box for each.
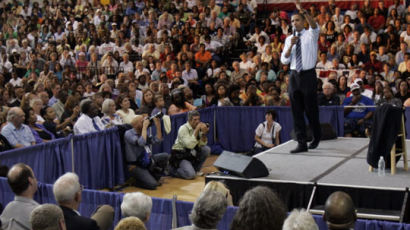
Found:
[53,172,114,230]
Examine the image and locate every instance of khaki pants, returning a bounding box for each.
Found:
[91,205,114,230]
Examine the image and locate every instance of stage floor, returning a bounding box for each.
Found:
[206,137,410,220]
[248,137,410,189]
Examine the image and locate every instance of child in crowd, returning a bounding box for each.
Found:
[151,94,167,116]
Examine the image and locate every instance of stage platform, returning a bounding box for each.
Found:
[206,138,410,222]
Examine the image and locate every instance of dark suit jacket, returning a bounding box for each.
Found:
[60,206,100,230]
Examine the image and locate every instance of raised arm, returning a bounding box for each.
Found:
[295,0,317,29]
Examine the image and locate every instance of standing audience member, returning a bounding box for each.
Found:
[170,111,211,179]
[283,209,319,230]
[53,172,114,230]
[323,191,357,230]
[30,204,66,230]
[1,107,35,148]
[230,186,287,230]
[173,191,227,230]
[120,192,152,223]
[0,163,39,230]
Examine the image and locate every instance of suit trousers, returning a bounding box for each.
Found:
[288,69,321,144]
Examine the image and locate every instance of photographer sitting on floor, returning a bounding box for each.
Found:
[124,114,169,190]
[170,110,211,179]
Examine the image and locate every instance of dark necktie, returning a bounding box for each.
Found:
[296,32,303,72]
[92,119,101,131]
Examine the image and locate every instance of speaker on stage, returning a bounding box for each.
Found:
[291,123,337,141]
[213,151,269,178]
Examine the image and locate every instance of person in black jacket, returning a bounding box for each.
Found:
[53,172,114,230]
[318,82,340,106]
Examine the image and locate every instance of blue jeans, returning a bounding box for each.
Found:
[171,146,210,179]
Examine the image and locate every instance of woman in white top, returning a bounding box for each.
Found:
[115,95,136,124]
[253,110,281,154]
[101,98,123,128]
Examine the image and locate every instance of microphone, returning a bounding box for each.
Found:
[293,27,296,37]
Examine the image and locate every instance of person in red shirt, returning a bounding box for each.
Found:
[363,51,383,72]
[368,8,385,32]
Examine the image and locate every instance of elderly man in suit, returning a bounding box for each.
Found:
[52,172,114,230]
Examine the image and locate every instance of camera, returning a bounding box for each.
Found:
[204,122,210,127]
[148,111,163,123]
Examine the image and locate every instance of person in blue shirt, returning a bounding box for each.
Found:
[342,83,375,137]
[124,115,169,190]
[1,107,35,148]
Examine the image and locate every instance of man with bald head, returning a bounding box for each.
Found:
[323,191,357,230]
[124,115,169,189]
[1,107,36,148]
[0,163,39,230]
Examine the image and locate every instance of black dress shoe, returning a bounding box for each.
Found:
[290,143,308,154]
[308,139,320,149]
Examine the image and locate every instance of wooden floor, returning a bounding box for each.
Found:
[109,155,219,202]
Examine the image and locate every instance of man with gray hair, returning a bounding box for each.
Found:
[173,191,227,230]
[30,204,66,230]
[170,110,211,179]
[0,163,39,230]
[318,82,340,106]
[53,172,114,230]
[120,192,152,223]
[1,107,35,148]
[283,209,319,230]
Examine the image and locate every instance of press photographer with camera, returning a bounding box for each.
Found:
[170,110,211,179]
[124,113,169,189]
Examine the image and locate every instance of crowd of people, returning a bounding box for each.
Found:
[0,0,409,146]
[0,162,358,230]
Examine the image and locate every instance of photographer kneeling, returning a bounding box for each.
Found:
[124,114,169,189]
[170,110,211,179]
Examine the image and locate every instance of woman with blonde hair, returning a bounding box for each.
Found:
[203,181,233,206]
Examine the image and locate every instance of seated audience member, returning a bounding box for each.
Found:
[230,186,287,230]
[73,99,105,135]
[116,95,136,124]
[121,192,152,223]
[283,209,319,230]
[24,108,55,144]
[1,107,36,148]
[203,181,233,206]
[114,217,146,230]
[377,86,402,107]
[101,98,123,128]
[170,111,211,179]
[124,115,169,189]
[30,204,66,230]
[395,80,410,104]
[173,191,227,230]
[342,83,374,137]
[42,106,74,137]
[151,94,167,116]
[323,191,356,230]
[318,83,340,106]
[0,163,39,230]
[253,110,281,154]
[0,133,12,152]
[53,172,114,230]
[168,88,196,115]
